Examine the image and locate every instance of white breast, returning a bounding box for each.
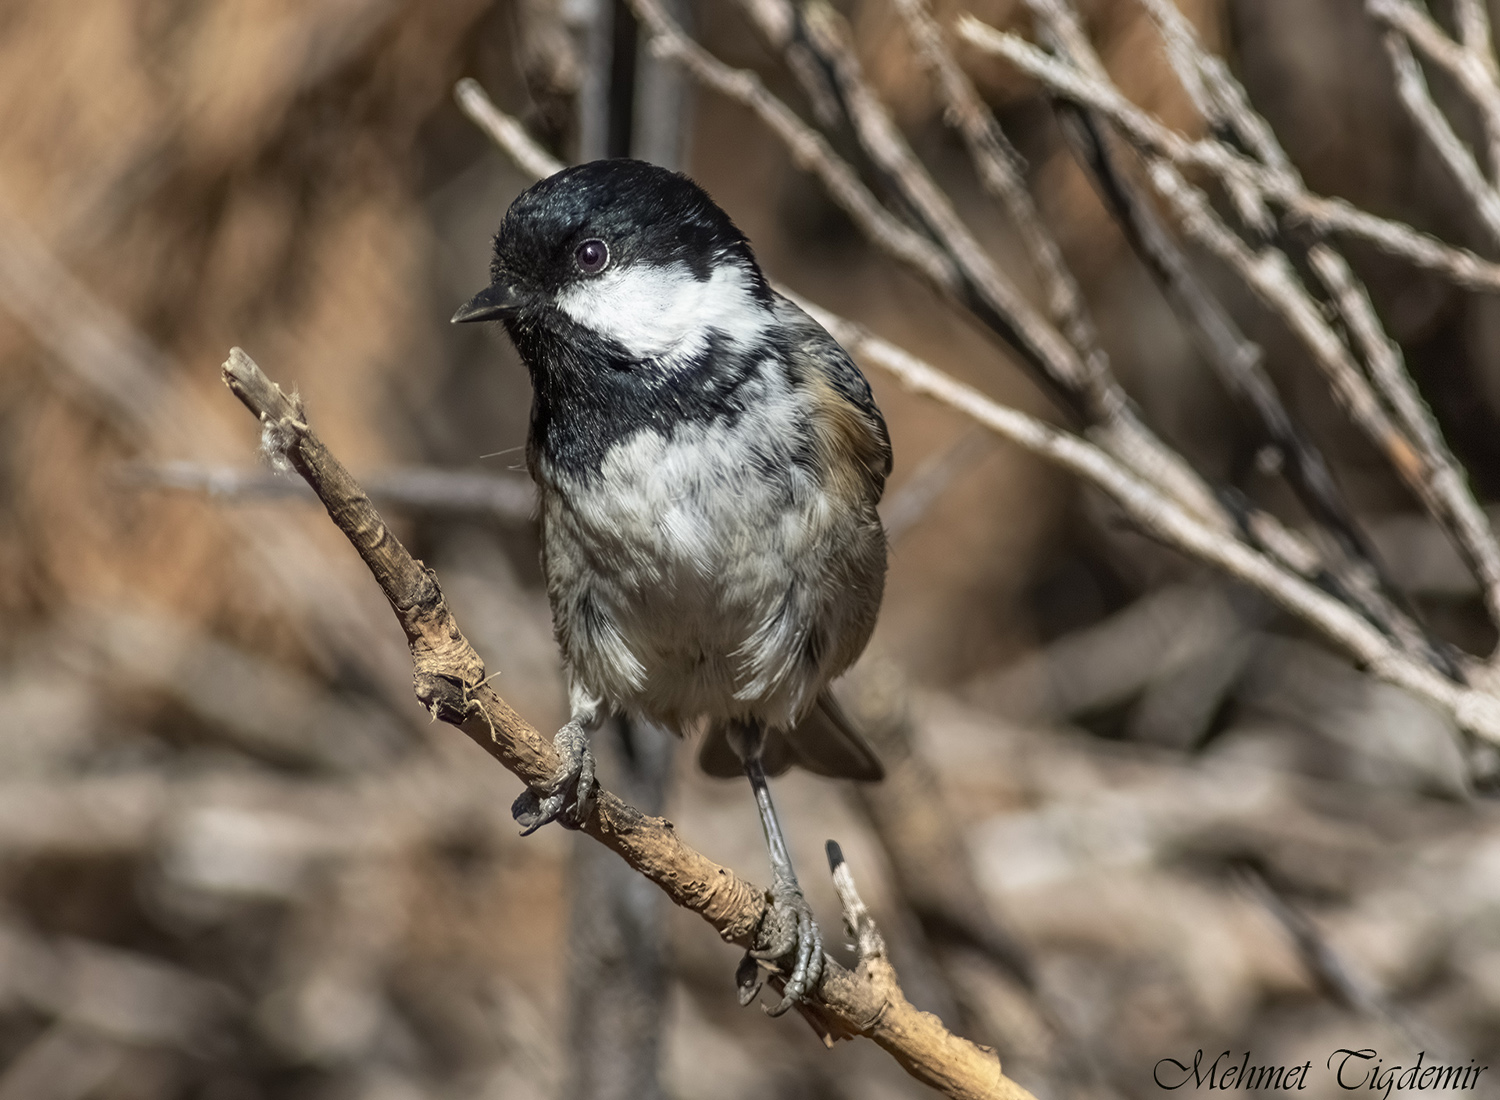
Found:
[540,369,850,730]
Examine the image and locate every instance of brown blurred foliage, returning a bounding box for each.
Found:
[4,1,1500,1098]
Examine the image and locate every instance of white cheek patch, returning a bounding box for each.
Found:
[554,259,770,361]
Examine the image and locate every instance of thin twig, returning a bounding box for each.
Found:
[1140,159,1429,493]
[121,461,536,523]
[455,78,567,180]
[826,840,886,968]
[888,0,1425,650]
[1133,0,1290,175]
[787,297,1500,743]
[1306,246,1500,636]
[1369,0,1500,185]
[1237,866,1446,1054]
[1056,107,1444,667]
[972,2,1500,650]
[1103,0,1500,652]
[879,428,992,543]
[890,0,1108,421]
[220,347,1028,1100]
[1378,29,1500,246]
[634,0,1228,529]
[458,77,566,176]
[956,16,1500,293]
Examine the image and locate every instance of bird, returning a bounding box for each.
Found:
[453,158,890,1013]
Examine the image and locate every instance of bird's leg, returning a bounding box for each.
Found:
[512,698,601,836]
[727,720,824,1016]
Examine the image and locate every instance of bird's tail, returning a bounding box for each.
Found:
[697,689,885,781]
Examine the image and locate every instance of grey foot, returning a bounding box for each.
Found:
[512,721,596,836]
[738,878,823,1016]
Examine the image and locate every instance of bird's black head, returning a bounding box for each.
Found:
[452,159,772,349]
[454,160,782,477]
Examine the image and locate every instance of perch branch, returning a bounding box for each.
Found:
[219,348,1026,1100]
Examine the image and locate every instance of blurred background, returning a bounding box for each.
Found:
[3,0,1500,1098]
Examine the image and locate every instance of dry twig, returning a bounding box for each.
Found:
[791,299,1500,743]
[1369,0,1500,194]
[893,0,1439,662]
[954,15,1500,293]
[220,348,1028,1100]
[122,460,535,524]
[1052,111,1445,664]
[1378,28,1500,246]
[630,0,1228,529]
[962,1,1500,651]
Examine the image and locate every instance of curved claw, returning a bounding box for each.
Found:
[511,721,597,835]
[511,787,566,836]
[735,952,766,1007]
[766,900,822,1017]
[743,879,824,1016]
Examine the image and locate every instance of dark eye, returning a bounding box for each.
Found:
[575,238,609,275]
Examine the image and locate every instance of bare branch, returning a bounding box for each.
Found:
[1456,0,1496,58]
[890,0,1108,421]
[965,3,1500,649]
[879,428,992,543]
[1306,245,1500,638]
[631,0,1228,529]
[1378,29,1500,246]
[889,0,1432,657]
[455,78,566,179]
[220,347,1028,1100]
[1134,0,1292,176]
[122,460,536,523]
[1140,160,1428,485]
[1369,0,1500,184]
[956,16,1500,293]
[1056,109,1444,666]
[787,296,1500,743]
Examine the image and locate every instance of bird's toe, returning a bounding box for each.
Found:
[511,721,597,835]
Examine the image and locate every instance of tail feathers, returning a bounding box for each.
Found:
[696,690,885,782]
[791,691,886,781]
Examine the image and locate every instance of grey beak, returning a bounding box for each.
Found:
[452,280,522,323]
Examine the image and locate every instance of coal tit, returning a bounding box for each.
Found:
[454,159,890,1011]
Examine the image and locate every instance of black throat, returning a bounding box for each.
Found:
[507,309,773,482]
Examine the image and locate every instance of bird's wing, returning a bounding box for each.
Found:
[773,293,893,501]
